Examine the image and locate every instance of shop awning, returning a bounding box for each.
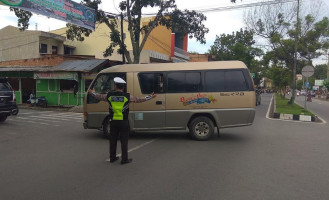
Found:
[51,59,109,72]
[0,59,110,81]
[0,59,109,72]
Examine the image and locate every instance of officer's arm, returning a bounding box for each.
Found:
[88,88,107,101]
[130,93,157,103]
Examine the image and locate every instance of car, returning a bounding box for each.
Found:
[301,90,306,96]
[0,78,16,122]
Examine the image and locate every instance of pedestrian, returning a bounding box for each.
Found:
[88,77,156,165]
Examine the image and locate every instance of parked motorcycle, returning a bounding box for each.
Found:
[27,96,48,107]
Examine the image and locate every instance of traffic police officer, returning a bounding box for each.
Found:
[89,77,156,164]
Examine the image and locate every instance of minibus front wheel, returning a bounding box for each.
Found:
[189,116,214,141]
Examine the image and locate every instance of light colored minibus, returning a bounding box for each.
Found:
[83,61,256,140]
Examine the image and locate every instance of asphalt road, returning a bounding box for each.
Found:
[293,95,329,123]
[0,94,329,200]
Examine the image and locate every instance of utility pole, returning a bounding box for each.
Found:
[327,53,329,80]
[120,12,125,64]
[290,0,300,104]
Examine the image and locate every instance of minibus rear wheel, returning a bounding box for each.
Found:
[103,117,111,138]
[189,116,214,141]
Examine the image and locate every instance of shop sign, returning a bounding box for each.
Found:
[315,80,324,86]
[296,74,303,81]
[34,72,78,81]
[0,0,95,30]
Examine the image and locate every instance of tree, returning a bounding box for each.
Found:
[9,0,209,64]
[208,29,263,85]
[314,64,327,79]
[296,80,303,90]
[323,80,329,90]
[245,0,329,103]
[269,66,291,97]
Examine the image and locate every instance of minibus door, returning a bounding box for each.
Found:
[132,72,165,129]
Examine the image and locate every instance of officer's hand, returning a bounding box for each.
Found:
[88,88,95,94]
[151,92,157,99]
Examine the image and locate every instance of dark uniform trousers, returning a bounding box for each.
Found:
[110,120,130,162]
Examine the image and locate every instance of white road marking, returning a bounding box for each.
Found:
[7,119,60,126]
[43,112,83,116]
[14,116,63,123]
[105,139,157,162]
[39,114,82,120]
[25,115,81,121]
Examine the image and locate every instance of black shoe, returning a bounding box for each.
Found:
[121,158,133,165]
[110,156,119,163]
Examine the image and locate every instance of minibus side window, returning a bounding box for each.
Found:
[138,73,164,94]
[205,71,225,92]
[167,72,185,92]
[242,69,255,91]
[205,70,248,92]
[167,72,201,93]
[225,71,248,91]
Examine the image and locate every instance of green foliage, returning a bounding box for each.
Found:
[275,93,314,116]
[9,8,32,31]
[314,64,327,79]
[208,29,263,84]
[296,80,303,90]
[323,80,329,90]
[269,66,291,92]
[246,3,329,104]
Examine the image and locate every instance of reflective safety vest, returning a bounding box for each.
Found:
[107,91,130,120]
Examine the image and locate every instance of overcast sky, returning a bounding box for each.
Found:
[0,0,329,62]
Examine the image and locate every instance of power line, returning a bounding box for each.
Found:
[196,0,298,13]
[140,0,302,16]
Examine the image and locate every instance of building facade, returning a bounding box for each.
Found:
[0,26,114,106]
[51,17,190,63]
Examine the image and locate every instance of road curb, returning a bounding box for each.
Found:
[266,94,323,123]
[273,112,317,122]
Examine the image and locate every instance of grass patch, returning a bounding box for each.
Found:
[275,93,315,116]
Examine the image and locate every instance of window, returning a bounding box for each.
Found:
[40,44,47,54]
[91,73,126,94]
[205,70,248,92]
[167,72,201,93]
[52,46,58,55]
[138,73,164,94]
[64,46,74,55]
[0,82,11,91]
[225,71,248,91]
[205,70,225,92]
[60,80,77,91]
[186,72,201,92]
[167,72,185,92]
